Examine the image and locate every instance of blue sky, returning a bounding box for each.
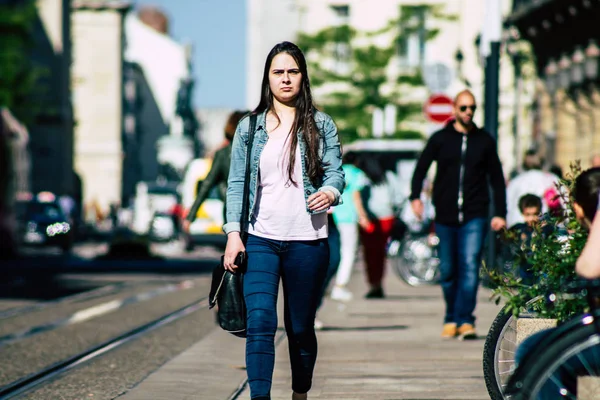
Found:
[135,0,246,109]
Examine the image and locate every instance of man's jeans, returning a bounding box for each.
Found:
[436,217,487,326]
[244,234,329,400]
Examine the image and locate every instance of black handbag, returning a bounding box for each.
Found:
[208,114,256,338]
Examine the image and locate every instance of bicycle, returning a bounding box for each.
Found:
[388,231,440,286]
[504,279,600,400]
[483,297,541,400]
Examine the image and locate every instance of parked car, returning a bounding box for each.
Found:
[15,192,74,254]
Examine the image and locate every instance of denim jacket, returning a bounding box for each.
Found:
[223,110,345,234]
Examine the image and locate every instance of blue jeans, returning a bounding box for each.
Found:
[436,217,487,326]
[244,234,329,399]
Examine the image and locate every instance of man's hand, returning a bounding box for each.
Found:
[411,199,424,220]
[491,217,506,231]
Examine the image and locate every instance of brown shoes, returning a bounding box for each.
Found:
[441,323,457,338]
[441,323,477,340]
[457,323,477,340]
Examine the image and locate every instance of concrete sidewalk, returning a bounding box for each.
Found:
[119,265,501,400]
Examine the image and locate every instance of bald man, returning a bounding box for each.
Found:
[410,90,507,340]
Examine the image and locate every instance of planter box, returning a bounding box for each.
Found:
[578,376,600,400]
[516,318,557,346]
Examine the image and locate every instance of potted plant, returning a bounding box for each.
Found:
[487,162,589,334]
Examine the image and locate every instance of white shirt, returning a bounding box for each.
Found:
[506,169,560,227]
[249,132,327,241]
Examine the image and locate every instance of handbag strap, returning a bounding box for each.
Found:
[240,114,257,243]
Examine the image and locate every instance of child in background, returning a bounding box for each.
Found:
[509,194,553,285]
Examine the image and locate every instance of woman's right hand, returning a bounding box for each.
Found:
[224,232,245,272]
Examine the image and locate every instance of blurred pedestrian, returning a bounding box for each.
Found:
[314,210,341,329]
[591,154,600,168]
[183,110,248,232]
[410,90,507,340]
[550,164,564,180]
[354,156,401,299]
[506,150,560,228]
[508,194,553,286]
[329,151,366,302]
[222,41,345,400]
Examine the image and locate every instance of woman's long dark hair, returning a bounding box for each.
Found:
[573,167,600,221]
[253,41,322,185]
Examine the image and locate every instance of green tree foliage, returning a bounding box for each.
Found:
[0,0,44,124]
[297,5,453,144]
[488,162,589,323]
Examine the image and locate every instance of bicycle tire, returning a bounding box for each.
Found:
[389,238,440,286]
[483,297,541,400]
[483,305,515,400]
[511,322,600,400]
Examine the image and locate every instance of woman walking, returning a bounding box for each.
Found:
[222,41,345,400]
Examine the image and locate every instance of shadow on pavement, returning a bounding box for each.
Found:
[319,325,408,332]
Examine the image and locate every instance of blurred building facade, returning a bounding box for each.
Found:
[71,0,130,217]
[247,0,535,176]
[30,0,74,196]
[508,0,600,172]
[124,10,197,199]
[71,2,197,217]
[196,108,236,156]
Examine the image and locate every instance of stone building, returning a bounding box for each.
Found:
[507,0,600,171]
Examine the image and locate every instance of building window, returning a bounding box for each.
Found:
[330,4,350,75]
[398,5,427,69]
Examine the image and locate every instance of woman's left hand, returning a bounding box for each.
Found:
[308,191,334,212]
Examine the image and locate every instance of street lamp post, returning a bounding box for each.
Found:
[506,30,523,172]
[481,0,502,277]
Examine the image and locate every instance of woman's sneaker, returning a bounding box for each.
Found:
[330,286,353,302]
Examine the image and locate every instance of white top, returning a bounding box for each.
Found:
[506,169,561,227]
[358,170,402,219]
[249,131,328,241]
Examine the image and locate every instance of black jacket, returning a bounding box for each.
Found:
[410,122,507,225]
[186,144,231,222]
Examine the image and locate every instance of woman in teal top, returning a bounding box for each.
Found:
[330,152,366,301]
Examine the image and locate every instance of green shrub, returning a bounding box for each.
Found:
[487,161,589,323]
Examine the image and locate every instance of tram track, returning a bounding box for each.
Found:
[0,297,210,399]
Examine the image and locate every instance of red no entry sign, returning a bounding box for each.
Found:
[424,94,454,124]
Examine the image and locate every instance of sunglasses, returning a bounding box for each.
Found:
[459,105,477,112]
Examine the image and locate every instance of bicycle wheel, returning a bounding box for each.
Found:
[483,305,517,400]
[512,322,600,400]
[483,298,541,400]
[389,237,440,286]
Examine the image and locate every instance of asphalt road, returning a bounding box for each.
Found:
[0,239,223,400]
